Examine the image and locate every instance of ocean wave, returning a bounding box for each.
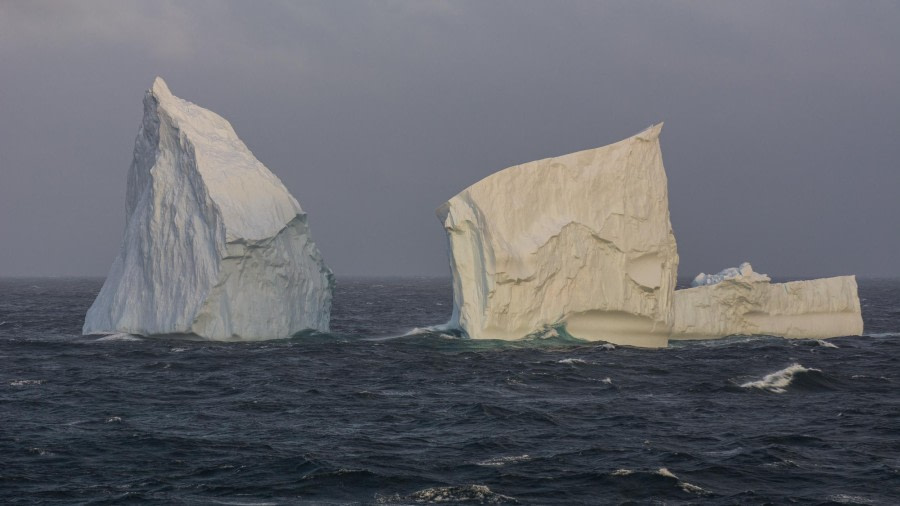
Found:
[475,454,531,466]
[558,358,587,365]
[378,484,518,504]
[740,363,822,393]
[9,379,44,386]
[94,333,143,342]
[816,339,838,348]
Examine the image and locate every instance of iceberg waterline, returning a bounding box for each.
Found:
[83,77,333,340]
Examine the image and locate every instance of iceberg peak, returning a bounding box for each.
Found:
[84,78,333,340]
[437,124,678,348]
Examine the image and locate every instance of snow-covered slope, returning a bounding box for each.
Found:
[437,124,678,347]
[84,77,333,340]
[672,267,863,340]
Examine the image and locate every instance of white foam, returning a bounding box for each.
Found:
[657,468,709,495]
[94,333,142,342]
[476,454,531,466]
[740,363,817,393]
[816,339,838,348]
[827,494,876,505]
[9,379,43,386]
[611,469,633,476]
[601,377,613,384]
[558,358,587,365]
[867,332,900,338]
[106,416,122,423]
[379,484,516,504]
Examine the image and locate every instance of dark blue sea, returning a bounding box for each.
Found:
[1,277,899,505]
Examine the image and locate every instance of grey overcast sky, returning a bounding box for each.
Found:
[0,1,898,278]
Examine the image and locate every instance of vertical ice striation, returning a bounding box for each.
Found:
[83,77,333,340]
[437,124,678,348]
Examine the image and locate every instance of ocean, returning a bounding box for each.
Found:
[1,277,898,504]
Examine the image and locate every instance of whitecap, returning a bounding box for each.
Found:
[816,339,838,348]
[611,469,633,476]
[740,363,817,393]
[827,494,876,505]
[171,347,187,353]
[558,358,587,365]
[106,416,122,423]
[475,454,530,466]
[9,379,43,386]
[94,333,142,342]
[657,468,709,495]
[379,484,517,504]
[600,377,613,384]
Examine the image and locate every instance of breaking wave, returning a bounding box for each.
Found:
[739,363,838,393]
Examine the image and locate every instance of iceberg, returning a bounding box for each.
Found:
[437,124,679,348]
[83,77,333,340]
[672,264,863,340]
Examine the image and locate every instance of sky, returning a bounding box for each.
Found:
[0,1,898,278]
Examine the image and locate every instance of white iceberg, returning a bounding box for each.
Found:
[437,124,678,348]
[672,264,863,340]
[83,77,333,340]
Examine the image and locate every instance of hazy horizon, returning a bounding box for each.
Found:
[1,1,898,278]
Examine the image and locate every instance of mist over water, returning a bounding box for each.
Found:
[1,277,899,504]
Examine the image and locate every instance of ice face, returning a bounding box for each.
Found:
[437,124,679,348]
[83,77,333,340]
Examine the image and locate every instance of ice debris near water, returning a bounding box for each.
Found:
[437,124,678,348]
[83,77,333,340]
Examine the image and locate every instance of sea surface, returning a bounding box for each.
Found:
[1,277,899,505]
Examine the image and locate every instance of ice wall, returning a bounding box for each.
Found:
[83,78,333,340]
[437,124,678,347]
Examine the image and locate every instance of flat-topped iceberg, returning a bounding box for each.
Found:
[84,77,333,340]
[437,124,679,348]
[672,264,862,340]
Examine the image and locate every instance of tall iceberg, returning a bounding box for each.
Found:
[671,264,863,340]
[84,77,333,340]
[437,124,678,348]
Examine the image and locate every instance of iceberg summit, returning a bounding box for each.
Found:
[84,77,333,340]
[438,124,679,347]
[438,125,863,347]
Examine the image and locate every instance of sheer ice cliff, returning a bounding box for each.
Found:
[83,77,333,340]
[437,124,679,348]
[672,264,863,340]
